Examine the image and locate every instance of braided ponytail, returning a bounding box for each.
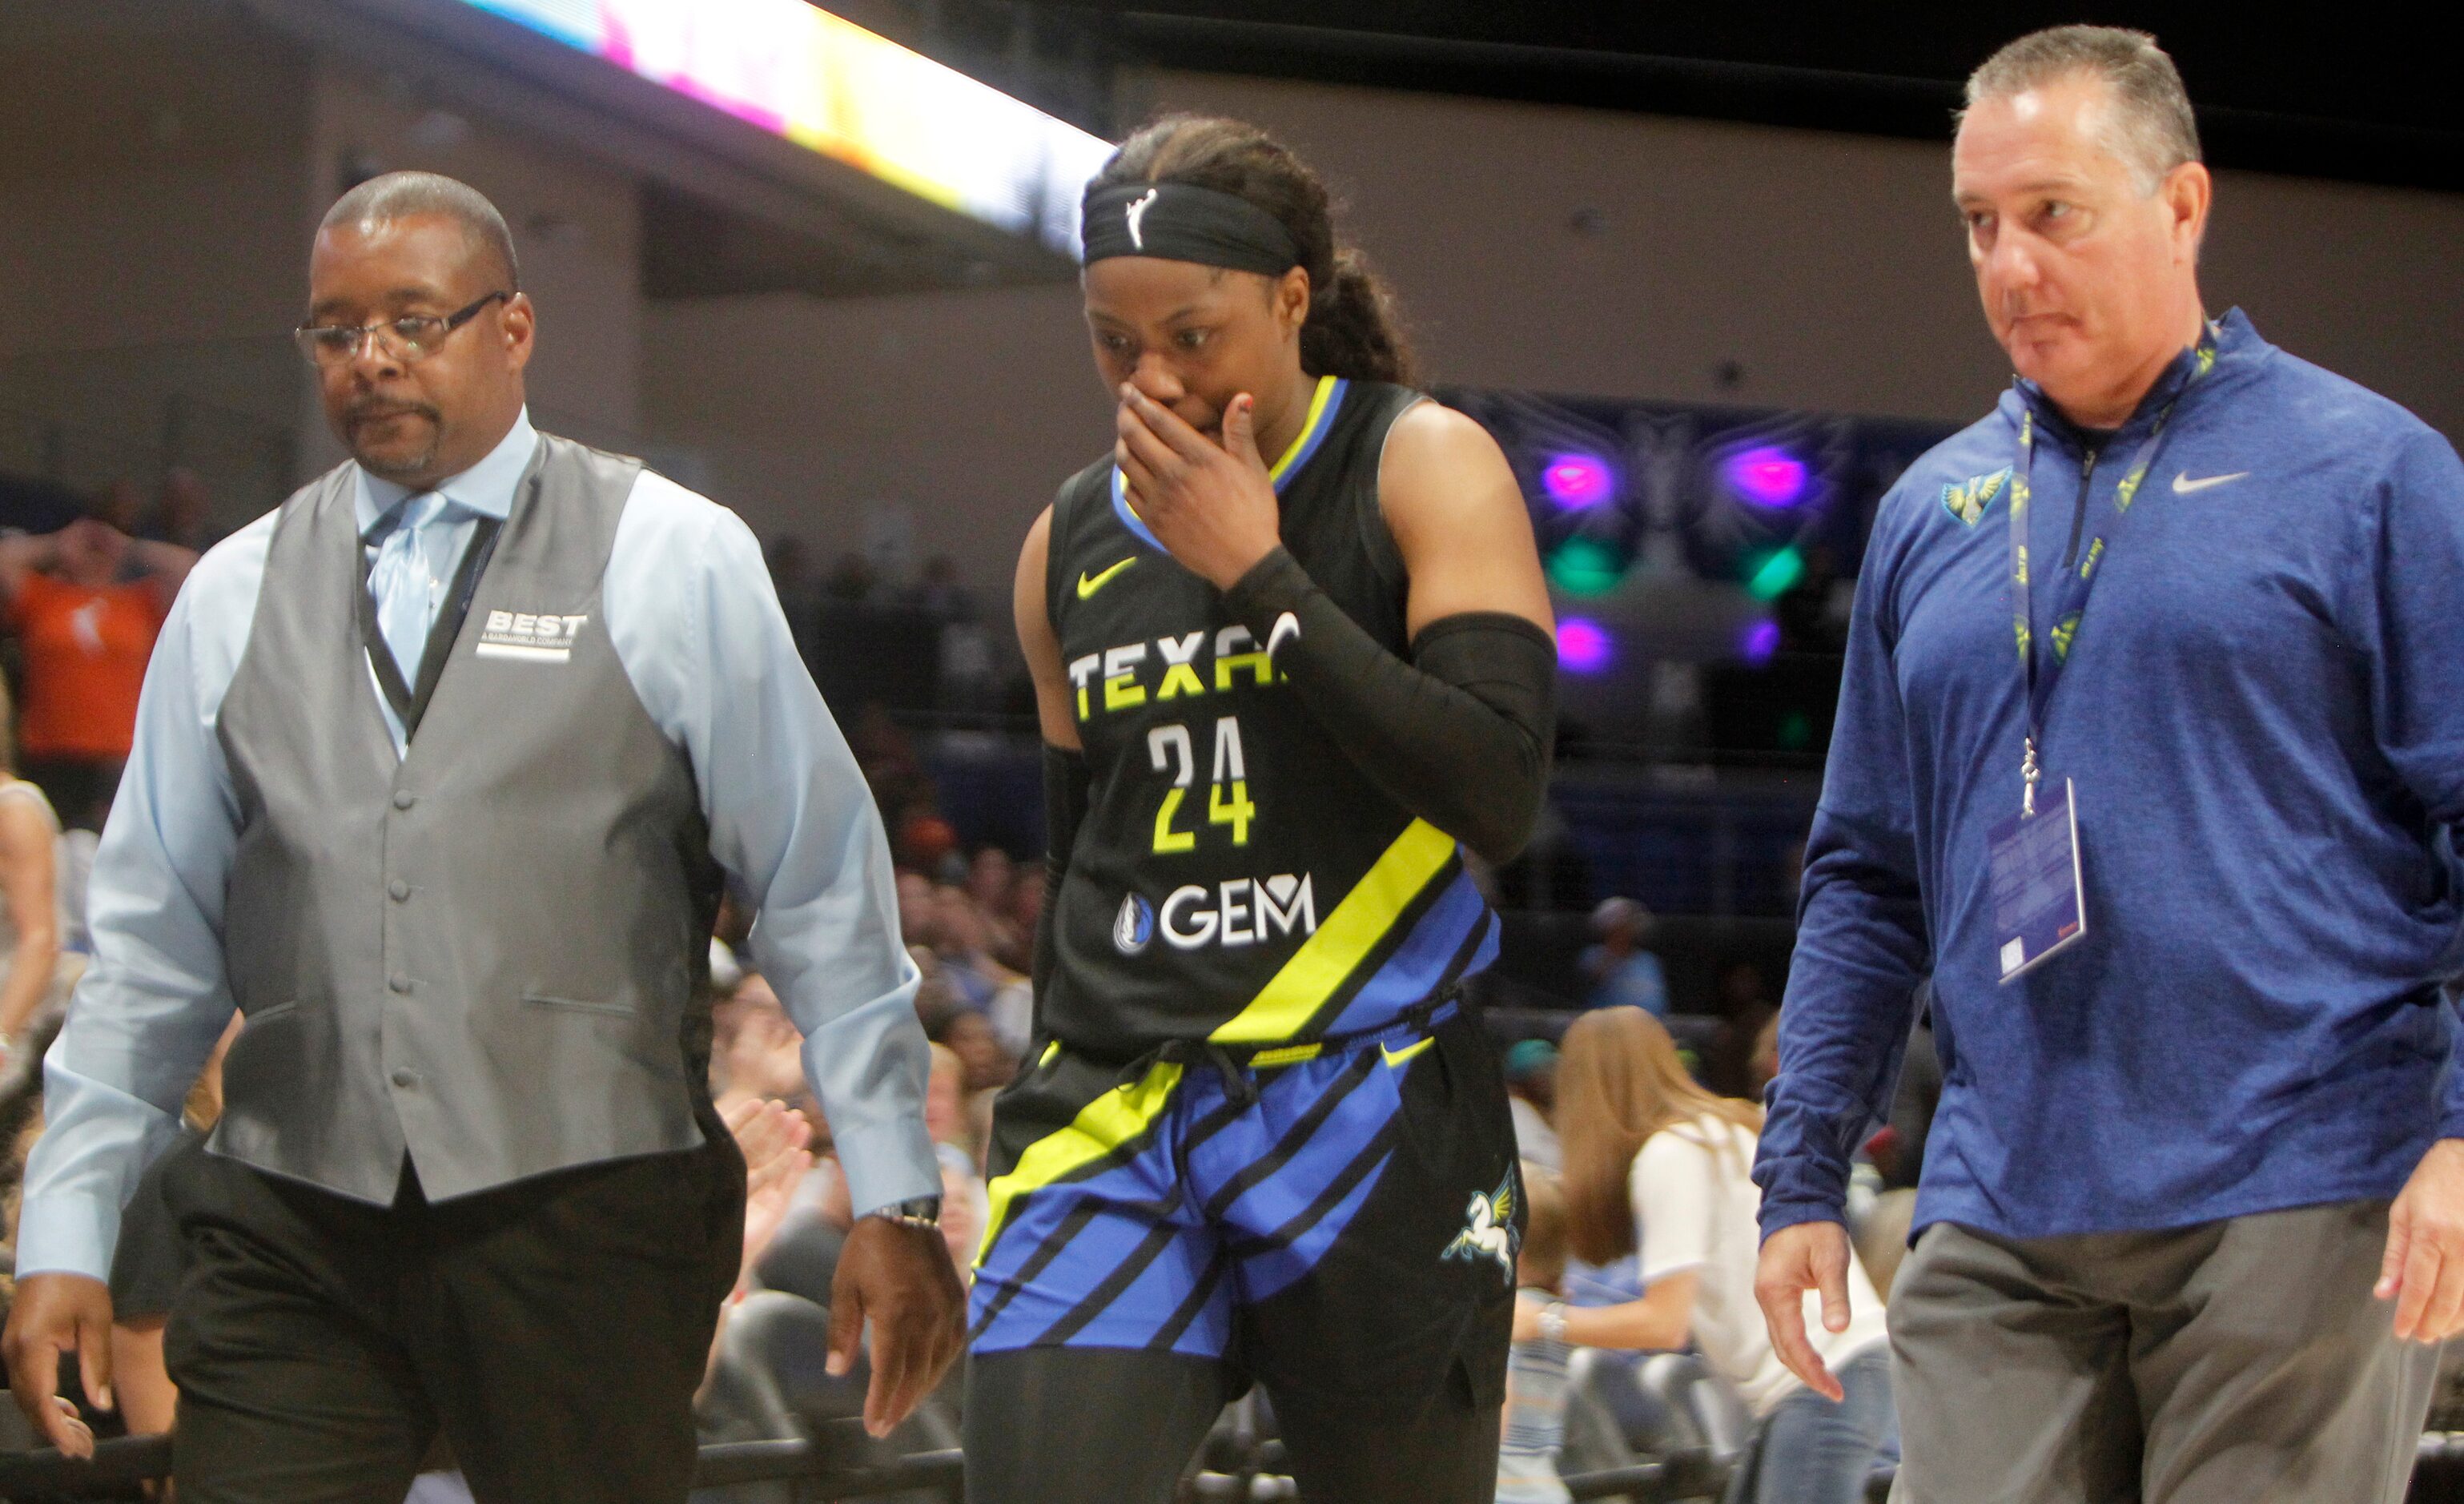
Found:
[1091,115,1418,386]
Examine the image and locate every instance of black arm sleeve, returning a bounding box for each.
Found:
[1032,745,1091,1003]
[1223,547,1557,867]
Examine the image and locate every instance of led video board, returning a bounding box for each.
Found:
[456,0,1113,254]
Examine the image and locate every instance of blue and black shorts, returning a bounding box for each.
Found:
[967,1000,1521,1414]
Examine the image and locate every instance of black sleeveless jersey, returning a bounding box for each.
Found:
[1040,376,1501,1056]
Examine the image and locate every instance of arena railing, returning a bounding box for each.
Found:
[10,1433,2464,1502]
[7,1435,1710,1502]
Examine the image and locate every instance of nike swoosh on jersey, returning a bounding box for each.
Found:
[2171,470,2249,495]
[1077,557,1138,598]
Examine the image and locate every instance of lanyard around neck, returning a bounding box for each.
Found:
[2008,327,2218,814]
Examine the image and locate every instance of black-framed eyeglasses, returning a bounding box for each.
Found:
[293,291,511,368]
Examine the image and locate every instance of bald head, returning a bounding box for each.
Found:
[320,171,519,291]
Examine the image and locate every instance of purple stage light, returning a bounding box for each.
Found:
[1724,445,1811,509]
[1558,617,1613,674]
[1741,619,1782,665]
[1542,452,1614,509]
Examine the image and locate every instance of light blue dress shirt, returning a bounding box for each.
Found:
[16,411,936,1281]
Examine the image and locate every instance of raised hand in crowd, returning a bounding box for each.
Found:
[722,1094,816,1293]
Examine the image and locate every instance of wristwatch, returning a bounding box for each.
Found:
[867,1195,943,1231]
[1538,1301,1569,1345]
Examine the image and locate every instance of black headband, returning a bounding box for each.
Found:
[1081,182,1301,275]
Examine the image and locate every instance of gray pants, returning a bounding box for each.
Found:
[1887,1200,2438,1504]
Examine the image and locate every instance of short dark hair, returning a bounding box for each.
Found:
[319,170,521,290]
[1964,26,2201,192]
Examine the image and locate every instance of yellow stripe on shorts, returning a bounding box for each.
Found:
[976,1060,1184,1266]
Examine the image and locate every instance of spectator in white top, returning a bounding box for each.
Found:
[1533,1007,1893,1504]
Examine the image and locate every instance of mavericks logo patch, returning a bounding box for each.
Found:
[1113,893,1156,955]
[1941,466,2012,526]
[1441,1169,1520,1283]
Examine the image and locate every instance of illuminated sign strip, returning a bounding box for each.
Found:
[457,0,1114,254]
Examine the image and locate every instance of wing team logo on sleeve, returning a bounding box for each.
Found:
[1941,466,2012,526]
[476,609,586,663]
[1441,1168,1520,1282]
[1124,188,1159,251]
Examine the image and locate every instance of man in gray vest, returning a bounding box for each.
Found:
[3,172,964,1502]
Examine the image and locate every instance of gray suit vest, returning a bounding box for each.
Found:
[211,434,723,1204]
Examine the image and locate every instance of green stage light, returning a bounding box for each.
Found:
[1746,545,1805,601]
[1547,538,1626,597]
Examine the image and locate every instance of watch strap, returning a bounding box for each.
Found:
[867,1195,943,1229]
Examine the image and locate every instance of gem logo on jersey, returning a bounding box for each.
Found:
[1157,874,1316,951]
[1113,893,1156,955]
[1441,1170,1519,1283]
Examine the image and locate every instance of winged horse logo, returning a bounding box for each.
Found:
[1441,1169,1519,1281]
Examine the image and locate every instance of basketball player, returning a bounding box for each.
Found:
[964,116,1558,1502]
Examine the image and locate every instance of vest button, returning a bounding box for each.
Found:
[391,1068,418,1088]
[388,975,413,995]
[389,880,411,902]
[393,791,416,810]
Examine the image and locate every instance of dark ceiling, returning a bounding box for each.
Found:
[994,3,2458,191]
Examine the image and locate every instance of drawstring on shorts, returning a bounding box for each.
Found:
[1109,985,1468,1108]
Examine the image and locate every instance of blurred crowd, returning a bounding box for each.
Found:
[617,843,1039,1494]
[0,472,1912,1501]
[3,482,2449,1500]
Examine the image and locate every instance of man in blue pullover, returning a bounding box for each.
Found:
[1751,26,2464,1503]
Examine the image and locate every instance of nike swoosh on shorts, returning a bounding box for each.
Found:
[1380,1036,1437,1069]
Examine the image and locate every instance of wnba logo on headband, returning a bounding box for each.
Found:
[1083,181,1302,276]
